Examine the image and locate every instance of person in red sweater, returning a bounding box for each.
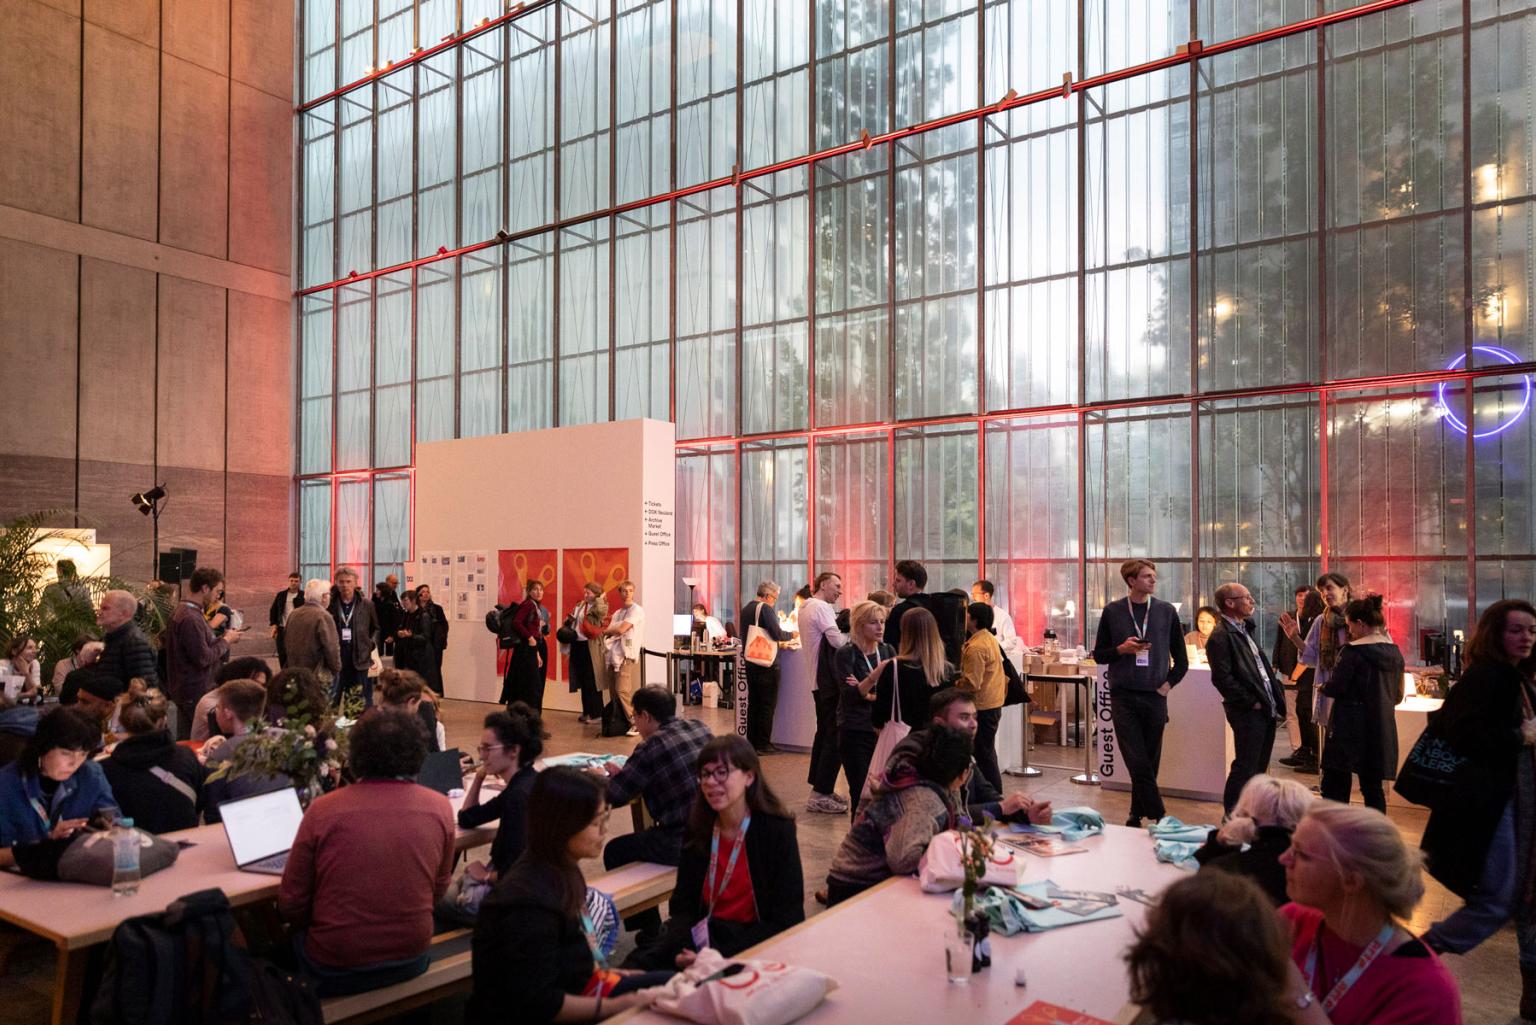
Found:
[1277,802,1461,1025]
[279,709,455,997]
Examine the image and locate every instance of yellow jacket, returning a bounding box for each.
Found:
[958,630,1007,711]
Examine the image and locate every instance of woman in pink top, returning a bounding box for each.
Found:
[1277,802,1461,1025]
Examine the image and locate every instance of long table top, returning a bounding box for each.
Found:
[0,788,498,951]
[621,823,1184,1025]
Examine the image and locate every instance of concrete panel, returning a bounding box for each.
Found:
[152,463,225,590]
[82,24,158,240]
[1,0,81,220]
[227,291,292,477]
[75,457,159,580]
[84,0,156,44]
[160,56,229,258]
[0,239,77,460]
[79,259,156,465]
[156,275,226,472]
[162,0,228,76]
[225,469,292,613]
[231,0,294,101]
[0,454,76,523]
[229,83,293,275]
[30,0,78,15]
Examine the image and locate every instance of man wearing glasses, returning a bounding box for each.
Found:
[1206,581,1288,814]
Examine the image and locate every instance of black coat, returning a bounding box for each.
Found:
[1206,618,1286,714]
[639,813,804,969]
[458,765,537,877]
[1320,640,1404,780]
[269,589,303,628]
[1193,824,1294,906]
[469,860,596,1025]
[96,621,159,689]
[1422,660,1531,897]
[100,731,205,834]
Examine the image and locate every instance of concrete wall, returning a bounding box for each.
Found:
[0,0,295,617]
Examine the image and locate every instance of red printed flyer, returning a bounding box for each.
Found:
[1005,1002,1118,1025]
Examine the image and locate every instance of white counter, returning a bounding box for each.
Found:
[772,644,815,750]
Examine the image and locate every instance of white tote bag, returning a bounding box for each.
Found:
[743,601,778,668]
[649,948,836,1025]
[860,661,911,801]
[917,829,1023,892]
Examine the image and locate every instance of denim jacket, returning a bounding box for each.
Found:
[0,760,119,847]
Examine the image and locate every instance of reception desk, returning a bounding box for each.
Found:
[772,643,815,750]
[1094,667,1231,803]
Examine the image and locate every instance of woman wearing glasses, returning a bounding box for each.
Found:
[630,735,804,969]
[459,703,545,881]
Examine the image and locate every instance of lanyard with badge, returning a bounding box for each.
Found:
[338,599,355,645]
[692,815,753,951]
[1127,598,1151,666]
[1303,921,1396,1013]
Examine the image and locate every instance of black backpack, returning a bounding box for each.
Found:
[91,888,321,1025]
[601,698,632,738]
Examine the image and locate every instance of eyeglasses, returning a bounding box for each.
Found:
[697,766,739,784]
[476,743,505,755]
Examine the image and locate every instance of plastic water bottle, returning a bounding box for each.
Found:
[112,818,141,897]
[1043,629,1060,663]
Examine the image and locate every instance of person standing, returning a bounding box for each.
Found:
[1091,559,1188,827]
[94,589,158,689]
[738,582,791,755]
[373,576,403,657]
[1421,599,1536,1019]
[571,582,607,723]
[883,561,930,647]
[956,603,1007,793]
[394,589,443,693]
[269,573,304,668]
[163,567,241,739]
[800,572,848,814]
[1283,572,1353,748]
[1205,581,1287,815]
[500,580,550,710]
[329,568,380,708]
[415,585,450,682]
[1276,586,1324,774]
[970,580,1024,661]
[836,600,894,821]
[284,579,342,682]
[603,581,645,733]
[1316,595,1402,813]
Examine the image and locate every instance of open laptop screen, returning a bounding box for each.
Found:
[220,787,305,867]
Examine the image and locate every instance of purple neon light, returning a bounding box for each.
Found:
[1436,345,1532,438]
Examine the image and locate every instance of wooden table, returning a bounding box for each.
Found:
[0,790,498,1025]
[617,823,1185,1025]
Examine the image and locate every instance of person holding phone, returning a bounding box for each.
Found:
[0,706,118,869]
[1091,559,1189,828]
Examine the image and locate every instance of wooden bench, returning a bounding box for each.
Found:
[321,861,678,1024]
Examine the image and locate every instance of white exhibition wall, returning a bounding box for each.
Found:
[414,418,676,708]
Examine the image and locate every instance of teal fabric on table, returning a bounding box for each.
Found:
[1145,816,1213,844]
[1152,839,1202,871]
[1007,806,1105,843]
[955,880,1123,934]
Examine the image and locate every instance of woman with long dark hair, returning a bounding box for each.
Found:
[469,767,669,1024]
[1279,588,1327,774]
[1317,596,1403,813]
[500,581,551,711]
[1287,573,1354,742]
[1421,599,1536,1019]
[570,582,607,724]
[633,736,803,969]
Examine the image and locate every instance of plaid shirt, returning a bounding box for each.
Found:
[605,717,712,829]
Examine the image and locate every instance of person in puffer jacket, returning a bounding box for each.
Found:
[823,724,971,905]
[0,697,39,767]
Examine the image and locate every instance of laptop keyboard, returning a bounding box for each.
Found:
[249,852,289,873]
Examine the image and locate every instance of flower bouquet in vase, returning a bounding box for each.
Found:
[945,817,994,981]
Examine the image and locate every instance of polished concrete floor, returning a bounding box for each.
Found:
[1,698,1523,1025]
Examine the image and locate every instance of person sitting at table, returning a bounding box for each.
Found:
[264,666,331,728]
[1193,773,1313,905]
[190,657,273,743]
[1277,802,1461,1025]
[631,735,804,970]
[468,767,671,1025]
[1125,871,1302,1025]
[375,668,441,752]
[0,692,39,767]
[690,603,727,642]
[0,633,42,702]
[439,703,547,927]
[49,633,103,692]
[0,706,117,868]
[823,724,972,905]
[1184,605,1220,652]
[100,680,204,834]
[279,709,455,997]
[202,679,289,823]
[64,669,123,734]
[601,685,713,943]
[920,688,1052,826]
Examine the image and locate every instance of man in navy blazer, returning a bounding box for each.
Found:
[1205,581,1288,814]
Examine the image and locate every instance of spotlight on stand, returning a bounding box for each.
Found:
[681,576,701,650]
[129,484,168,580]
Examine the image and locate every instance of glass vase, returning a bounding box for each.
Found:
[945,923,975,984]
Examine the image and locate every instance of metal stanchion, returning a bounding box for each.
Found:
[1070,671,1102,787]
[1004,698,1042,777]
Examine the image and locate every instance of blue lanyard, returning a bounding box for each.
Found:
[705,816,751,916]
[1303,921,1397,1012]
[580,911,608,970]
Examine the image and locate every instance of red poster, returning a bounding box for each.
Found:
[496,550,558,677]
[560,547,630,626]
[1005,1003,1116,1025]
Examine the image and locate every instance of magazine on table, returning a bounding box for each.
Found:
[998,834,1088,858]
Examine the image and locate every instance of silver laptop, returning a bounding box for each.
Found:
[220,787,305,875]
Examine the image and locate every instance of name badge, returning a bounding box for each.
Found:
[1135,648,1151,667]
[341,628,353,643]
[690,919,710,951]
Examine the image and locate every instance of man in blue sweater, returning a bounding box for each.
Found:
[1091,559,1188,828]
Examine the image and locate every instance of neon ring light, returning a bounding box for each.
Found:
[1436,345,1532,439]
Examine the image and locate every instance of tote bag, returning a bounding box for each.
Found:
[743,602,778,668]
[860,662,912,801]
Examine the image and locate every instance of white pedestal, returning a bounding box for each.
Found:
[771,645,814,750]
[1095,666,1231,804]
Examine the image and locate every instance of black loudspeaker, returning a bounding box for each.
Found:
[158,548,197,582]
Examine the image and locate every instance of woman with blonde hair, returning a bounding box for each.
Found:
[101,680,203,833]
[835,600,896,821]
[1194,773,1313,905]
[858,606,948,731]
[1278,803,1461,1025]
